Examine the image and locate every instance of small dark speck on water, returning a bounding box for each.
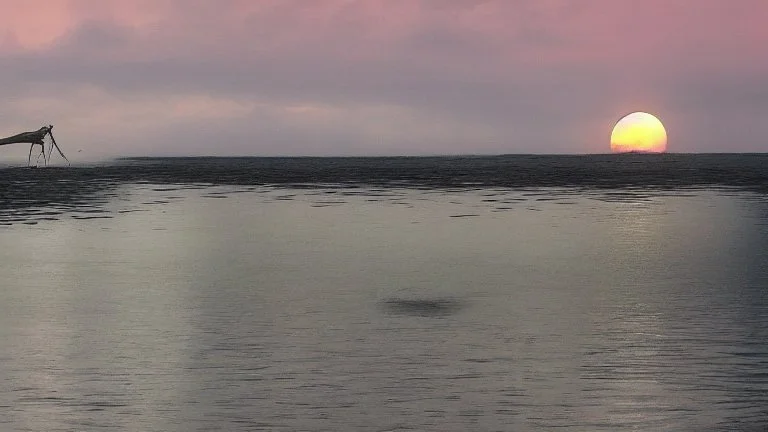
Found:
[381,298,463,317]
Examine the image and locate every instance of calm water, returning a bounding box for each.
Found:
[1,156,767,431]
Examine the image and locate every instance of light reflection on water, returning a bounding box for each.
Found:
[0,182,766,431]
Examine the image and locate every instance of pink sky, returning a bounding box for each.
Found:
[1,0,767,158]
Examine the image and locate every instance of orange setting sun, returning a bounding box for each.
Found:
[610,112,668,153]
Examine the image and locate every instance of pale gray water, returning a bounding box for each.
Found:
[1,183,767,431]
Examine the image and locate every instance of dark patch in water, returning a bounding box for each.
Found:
[71,215,114,220]
[381,298,462,317]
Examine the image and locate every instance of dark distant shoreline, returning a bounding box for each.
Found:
[116,152,768,160]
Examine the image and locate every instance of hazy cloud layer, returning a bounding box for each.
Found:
[1,0,767,158]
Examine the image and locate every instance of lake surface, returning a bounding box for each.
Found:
[1,155,767,431]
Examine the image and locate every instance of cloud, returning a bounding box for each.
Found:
[1,0,767,157]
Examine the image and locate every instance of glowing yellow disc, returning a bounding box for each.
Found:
[610,112,667,153]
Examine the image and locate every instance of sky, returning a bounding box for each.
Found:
[1,0,767,158]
